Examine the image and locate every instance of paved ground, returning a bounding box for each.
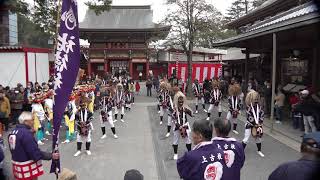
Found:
[2,84,300,180]
[149,104,300,180]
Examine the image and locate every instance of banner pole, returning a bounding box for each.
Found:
[53,0,62,179]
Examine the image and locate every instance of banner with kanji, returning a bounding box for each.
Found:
[51,0,80,173]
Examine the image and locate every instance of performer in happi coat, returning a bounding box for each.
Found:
[207,79,223,121]
[62,93,77,144]
[212,118,245,180]
[43,90,53,136]
[74,97,94,157]
[100,87,118,139]
[226,83,242,134]
[177,119,226,180]
[8,112,59,180]
[172,91,193,160]
[164,86,179,138]
[128,81,135,104]
[158,82,170,125]
[242,90,265,157]
[31,93,46,145]
[114,83,125,122]
[124,89,133,111]
[192,79,206,114]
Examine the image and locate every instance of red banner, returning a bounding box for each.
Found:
[168,63,222,83]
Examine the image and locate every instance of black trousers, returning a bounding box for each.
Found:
[0,118,9,131]
[11,109,22,125]
[147,88,152,96]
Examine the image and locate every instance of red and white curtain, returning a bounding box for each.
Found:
[168,63,222,83]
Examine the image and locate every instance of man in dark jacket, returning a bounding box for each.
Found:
[146,79,153,97]
[269,132,320,180]
[8,111,59,180]
[177,120,226,180]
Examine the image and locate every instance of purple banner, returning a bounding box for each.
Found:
[51,0,80,174]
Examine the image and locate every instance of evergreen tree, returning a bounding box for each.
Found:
[226,0,248,22]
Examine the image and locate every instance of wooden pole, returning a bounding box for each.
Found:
[245,50,249,91]
[270,33,277,132]
[54,0,62,54]
[53,0,62,179]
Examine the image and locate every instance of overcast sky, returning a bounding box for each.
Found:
[26,0,233,22]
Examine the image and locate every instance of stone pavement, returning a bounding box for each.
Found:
[149,104,300,180]
[2,93,159,180]
[1,84,301,180]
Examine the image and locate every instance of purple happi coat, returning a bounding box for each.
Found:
[8,124,47,162]
[212,137,245,180]
[177,141,226,180]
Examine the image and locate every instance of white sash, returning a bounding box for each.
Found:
[117,91,122,103]
[251,103,260,124]
[195,84,199,94]
[231,96,238,111]
[169,96,174,109]
[214,89,219,100]
[80,110,88,122]
[177,107,186,125]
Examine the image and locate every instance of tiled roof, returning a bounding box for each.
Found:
[80,5,168,30]
[247,2,318,32]
[211,2,320,47]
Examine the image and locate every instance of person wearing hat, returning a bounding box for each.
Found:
[114,83,125,122]
[192,79,206,114]
[268,132,320,180]
[226,83,242,134]
[172,92,193,160]
[74,99,94,157]
[158,82,170,125]
[100,88,118,140]
[206,79,223,121]
[242,90,265,157]
[8,112,59,180]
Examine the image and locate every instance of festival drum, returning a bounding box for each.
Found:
[101,111,108,122]
[214,101,219,106]
[80,122,90,136]
[232,111,238,118]
[251,125,263,138]
[179,126,188,138]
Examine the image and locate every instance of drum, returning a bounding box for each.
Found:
[162,102,168,109]
[80,122,90,136]
[179,126,188,138]
[214,101,219,106]
[251,125,263,138]
[232,111,238,118]
[101,111,108,122]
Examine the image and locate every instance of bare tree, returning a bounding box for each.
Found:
[164,0,220,95]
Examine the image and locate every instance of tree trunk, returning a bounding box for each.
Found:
[186,42,194,97]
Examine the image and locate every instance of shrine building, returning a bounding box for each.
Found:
[79,5,171,80]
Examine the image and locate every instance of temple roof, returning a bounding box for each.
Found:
[227,0,302,29]
[80,5,170,31]
[212,2,319,47]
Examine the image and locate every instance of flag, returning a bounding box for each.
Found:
[51,0,80,174]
